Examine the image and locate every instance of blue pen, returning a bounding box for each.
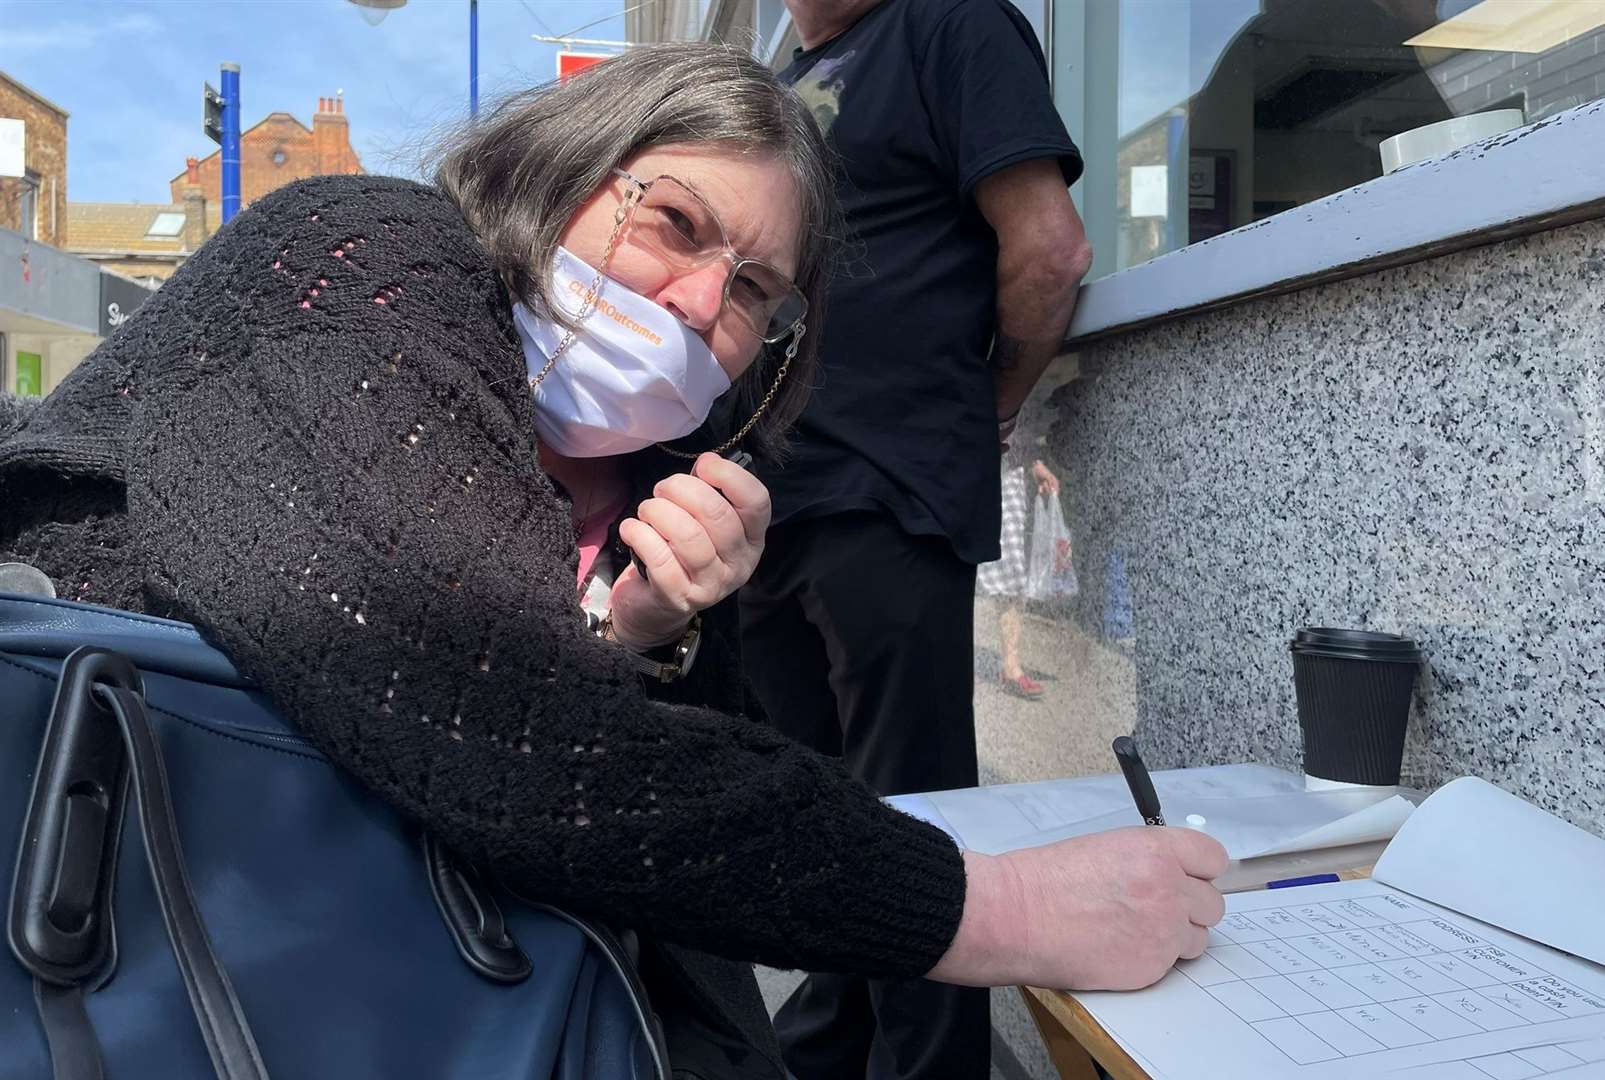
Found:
[1266,873,1341,890]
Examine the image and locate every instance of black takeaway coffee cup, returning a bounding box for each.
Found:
[1290,628,1422,786]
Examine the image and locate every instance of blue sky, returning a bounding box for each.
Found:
[2,0,626,204]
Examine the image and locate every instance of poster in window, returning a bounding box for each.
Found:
[1188,150,1234,242]
[15,351,42,397]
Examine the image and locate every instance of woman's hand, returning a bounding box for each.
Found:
[608,453,770,649]
[1032,459,1060,498]
[927,827,1228,991]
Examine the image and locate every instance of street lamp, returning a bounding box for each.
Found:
[346,0,479,117]
[348,0,404,26]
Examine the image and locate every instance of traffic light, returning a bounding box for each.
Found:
[203,82,224,145]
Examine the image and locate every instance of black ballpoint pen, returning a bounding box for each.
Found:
[1112,735,1166,826]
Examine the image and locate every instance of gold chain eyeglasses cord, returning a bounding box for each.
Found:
[528,186,801,461]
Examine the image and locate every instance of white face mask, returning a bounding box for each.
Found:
[513,246,732,458]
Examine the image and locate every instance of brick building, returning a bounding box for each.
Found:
[67,160,209,286]
[2,70,110,401]
[65,95,364,285]
[0,72,69,248]
[171,95,363,220]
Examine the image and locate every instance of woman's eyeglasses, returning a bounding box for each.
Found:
[611,168,808,344]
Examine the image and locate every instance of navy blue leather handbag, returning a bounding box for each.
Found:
[1,592,668,1079]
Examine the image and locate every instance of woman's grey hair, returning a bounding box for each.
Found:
[434,42,840,461]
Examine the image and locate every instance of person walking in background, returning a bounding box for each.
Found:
[739,2,1094,1076]
[978,441,1063,701]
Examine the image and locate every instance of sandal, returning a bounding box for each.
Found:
[999,673,1045,700]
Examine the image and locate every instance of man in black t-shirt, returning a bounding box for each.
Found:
[739,2,1092,1077]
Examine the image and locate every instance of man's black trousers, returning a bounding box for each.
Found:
[740,510,987,1080]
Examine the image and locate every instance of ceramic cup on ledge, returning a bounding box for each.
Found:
[1291,628,1422,788]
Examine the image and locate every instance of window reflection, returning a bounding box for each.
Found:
[1054,0,1605,279]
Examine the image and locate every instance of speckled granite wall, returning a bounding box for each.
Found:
[1048,216,1605,835]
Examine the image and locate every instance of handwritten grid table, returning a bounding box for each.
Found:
[1174,889,1605,1068]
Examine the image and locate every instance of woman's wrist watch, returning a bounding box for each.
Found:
[596,612,702,683]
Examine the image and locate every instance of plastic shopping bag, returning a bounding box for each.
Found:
[1026,491,1079,601]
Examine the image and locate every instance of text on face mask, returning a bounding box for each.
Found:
[569,279,665,347]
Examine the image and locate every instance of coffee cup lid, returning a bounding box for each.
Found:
[1291,627,1422,663]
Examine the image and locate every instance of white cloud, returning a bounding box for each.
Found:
[3,9,161,52]
[6,0,624,202]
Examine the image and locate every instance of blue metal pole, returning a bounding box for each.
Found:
[221,63,242,224]
[469,0,479,118]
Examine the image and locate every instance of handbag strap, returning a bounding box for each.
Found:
[13,643,662,1079]
[423,832,534,984]
[32,981,104,1080]
[9,647,269,1080]
[509,890,671,1079]
[95,684,270,1080]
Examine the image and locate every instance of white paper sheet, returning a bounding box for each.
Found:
[1255,794,1417,857]
[888,763,1306,852]
[1373,777,1605,968]
[886,765,1416,861]
[988,791,1415,861]
[1071,879,1605,1080]
[1389,1036,1605,1077]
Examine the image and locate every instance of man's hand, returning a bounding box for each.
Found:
[608,453,770,648]
[927,827,1228,991]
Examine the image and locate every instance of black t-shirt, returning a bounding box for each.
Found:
[769,0,1082,564]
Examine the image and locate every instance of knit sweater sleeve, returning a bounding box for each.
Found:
[121,176,966,977]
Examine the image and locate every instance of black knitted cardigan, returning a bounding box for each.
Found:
[0,175,966,1062]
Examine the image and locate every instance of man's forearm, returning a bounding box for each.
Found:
[974,158,1095,424]
[991,260,1086,422]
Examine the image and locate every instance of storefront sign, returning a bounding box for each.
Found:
[557,52,608,81]
[0,119,23,179]
[98,270,155,337]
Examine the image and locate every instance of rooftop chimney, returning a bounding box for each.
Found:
[312,92,356,175]
[180,156,208,250]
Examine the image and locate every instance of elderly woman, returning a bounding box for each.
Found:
[0,44,1223,1078]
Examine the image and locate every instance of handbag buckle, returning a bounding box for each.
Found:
[8,648,138,988]
[423,833,532,984]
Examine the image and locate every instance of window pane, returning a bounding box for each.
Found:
[1009,0,1048,47]
[19,183,37,241]
[147,211,187,238]
[754,0,784,48]
[1054,0,1605,281]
